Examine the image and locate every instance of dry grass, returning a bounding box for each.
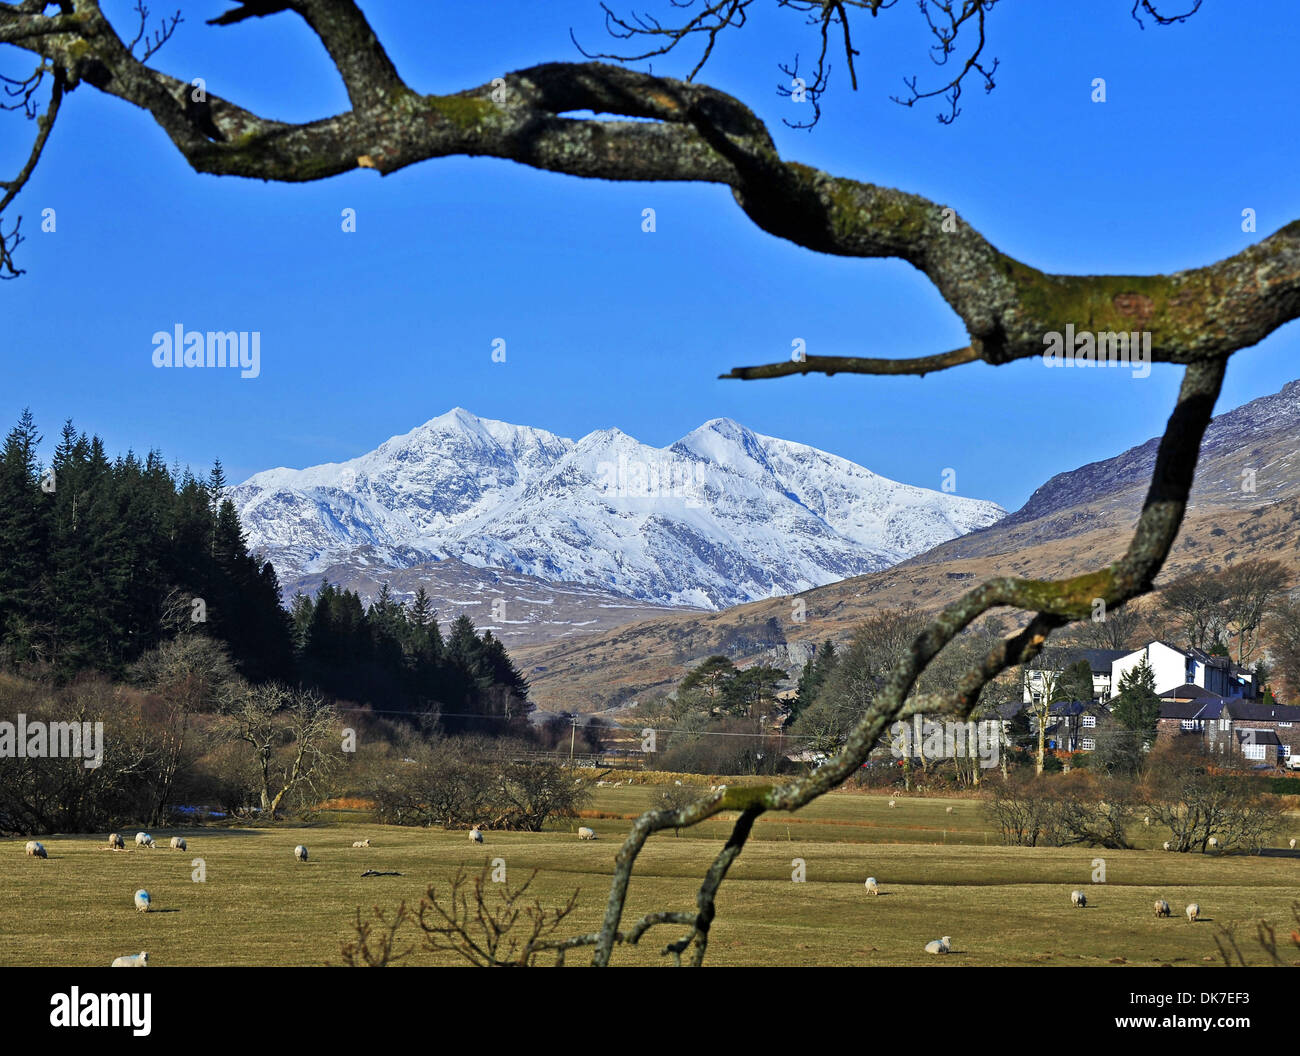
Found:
[4,790,1298,967]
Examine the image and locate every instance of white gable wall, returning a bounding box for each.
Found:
[1112,642,1190,696]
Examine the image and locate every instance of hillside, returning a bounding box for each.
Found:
[515,381,1300,712]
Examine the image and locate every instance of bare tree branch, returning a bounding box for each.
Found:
[0,63,60,278]
[0,2,1268,966]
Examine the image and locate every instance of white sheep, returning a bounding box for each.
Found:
[924,936,952,955]
[674,780,682,786]
[134,889,151,912]
[169,836,186,851]
[135,831,155,849]
[888,800,896,808]
[578,827,597,841]
[293,844,308,862]
[945,806,954,814]
[1070,889,1087,908]
[1185,903,1200,923]
[1143,816,1150,827]
[111,952,148,967]
[469,827,483,844]
[1163,841,1172,851]
[1154,899,1171,918]
[352,839,371,848]
[25,840,47,859]
[1290,838,1296,850]
[107,833,125,850]
[864,877,879,896]
[1206,837,1219,852]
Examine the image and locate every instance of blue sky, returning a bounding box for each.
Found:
[2,1,1297,510]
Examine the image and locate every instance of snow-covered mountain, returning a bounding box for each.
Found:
[231,409,1007,609]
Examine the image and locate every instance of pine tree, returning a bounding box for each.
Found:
[410,586,434,628]
[1112,658,1161,747]
[1058,658,1095,703]
[0,410,48,663]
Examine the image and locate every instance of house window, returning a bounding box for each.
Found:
[1080,738,1095,751]
[1082,715,1096,728]
[1180,719,1200,731]
[1032,693,1042,705]
[1220,718,1230,731]
[1243,744,1267,761]
[1279,722,1293,728]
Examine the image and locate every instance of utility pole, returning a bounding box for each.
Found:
[570,716,579,766]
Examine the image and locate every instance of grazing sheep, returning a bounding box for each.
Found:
[1206,837,1219,852]
[293,844,308,862]
[924,936,952,955]
[111,952,148,967]
[945,806,954,814]
[577,827,597,841]
[1154,899,1171,918]
[108,833,125,850]
[469,827,483,844]
[134,889,151,912]
[864,877,879,896]
[169,836,186,851]
[1185,903,1200,923]
[135,832,154,849]
[351,839,371,848]
[1143,816,1150,827]
[674,780,682,786]
[25,840,47,859]
[888,800,896,808]
[1163,841,1172,851]
[1070,889,1087,908]
[1290,838,1297,850]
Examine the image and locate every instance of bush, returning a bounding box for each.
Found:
[1145,742,1285,853]
[367,735,591,830]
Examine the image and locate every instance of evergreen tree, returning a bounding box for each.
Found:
[0,409,48,663]
[679,655,736,710]
[1058,658,1095,703]
[793,640,837,718]
[1112,658,1161,748]
[0,413,536,737]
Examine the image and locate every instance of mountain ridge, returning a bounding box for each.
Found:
[508,377,1300,712]
[232,409,1007,610]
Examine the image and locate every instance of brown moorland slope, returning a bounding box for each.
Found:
[518,381,1300,712]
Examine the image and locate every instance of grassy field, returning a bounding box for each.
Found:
[4,788,1298,967]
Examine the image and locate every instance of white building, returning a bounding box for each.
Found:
[1022,649,1128,705]
[1111,642,1253,699]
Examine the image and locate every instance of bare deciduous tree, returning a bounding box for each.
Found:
[1066,601,1143,653]
[223,682,338,818]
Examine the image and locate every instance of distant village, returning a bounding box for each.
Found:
[1013,642,1299,768]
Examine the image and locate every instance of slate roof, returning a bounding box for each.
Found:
[1158,699,1225,720]
[1236,728,1282,747]
[1223,701,1300,723]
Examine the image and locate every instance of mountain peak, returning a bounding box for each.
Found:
[233,411,1006,609]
